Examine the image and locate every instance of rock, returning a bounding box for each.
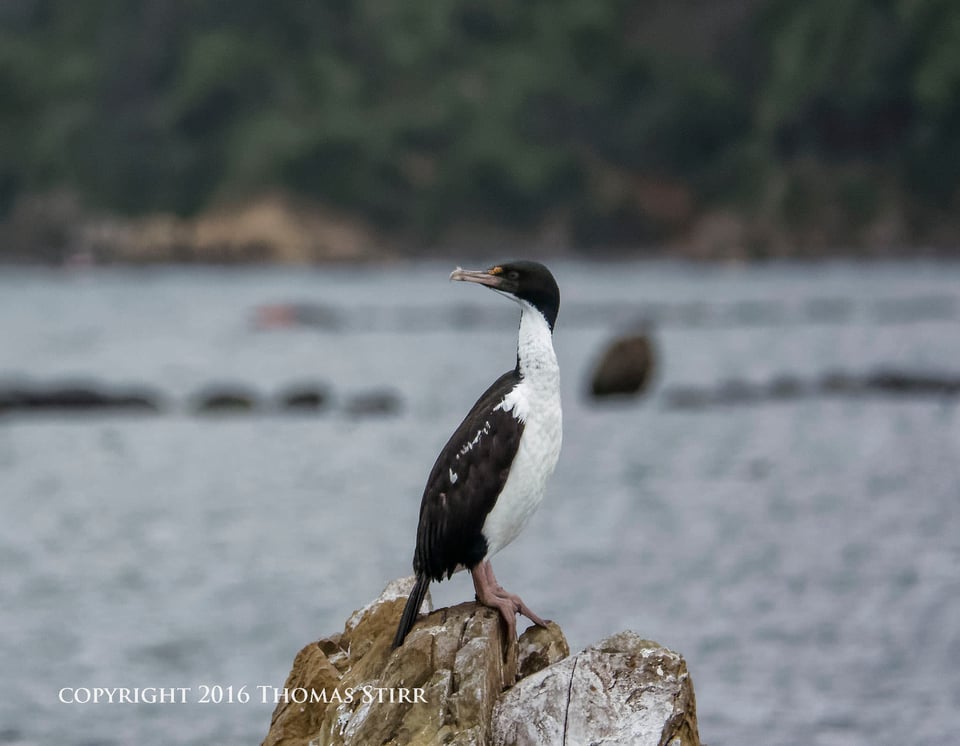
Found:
[588,330,656,399]
[191,385,260,414]
[661,385,713,410]
[262,577,514,746]
[261,578,700,746]
[0,381,162,415]
[663,369,960,409]
[276,384,329,413]
[767,375,808,400]
[818,371,866,395]
[864,370,960,396]
[108,391,163,412]
[342,389,403,417]
[493,632,699,746]
[714,378,763,405]
[820,369,960,398]
[516,621,569,680]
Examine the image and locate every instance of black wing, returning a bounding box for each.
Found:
[414,370,524,580]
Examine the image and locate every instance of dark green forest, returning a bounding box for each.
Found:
[1,0,959,259]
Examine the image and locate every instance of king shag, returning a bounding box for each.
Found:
[393,260,562,648]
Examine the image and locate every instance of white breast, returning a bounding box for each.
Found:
[481,304,562,558]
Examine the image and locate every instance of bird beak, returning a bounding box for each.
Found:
[449,266,504,288]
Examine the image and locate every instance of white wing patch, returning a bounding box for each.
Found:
[449,468,459,484]
[456,419,492,460]
[495,386,530,423]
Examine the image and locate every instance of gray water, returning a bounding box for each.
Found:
[1,261,959,745]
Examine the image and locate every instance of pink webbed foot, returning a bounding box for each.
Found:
[471,561,550,633]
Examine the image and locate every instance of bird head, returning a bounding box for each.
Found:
[450,260,560,331]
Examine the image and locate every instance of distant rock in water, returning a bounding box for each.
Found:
[819,369,960,397]
[661,385,714,410]
[862,369,960,396]
[276,384,329,412]
[0,381,162,415]
[108,389,162,412]
[588,329,656,399]
[714,378,763,405]
[818,371,865,396]
[192,385,260,414]
[261,577,700,746]
[343,389,403,417]
[767,374,809,400]
[664,368,960,410]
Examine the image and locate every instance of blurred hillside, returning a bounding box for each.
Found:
[1,0,958,262]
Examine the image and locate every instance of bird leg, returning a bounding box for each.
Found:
[482,561,550,628]
[471,560,549,631]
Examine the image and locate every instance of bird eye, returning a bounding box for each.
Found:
[507,270,520,280]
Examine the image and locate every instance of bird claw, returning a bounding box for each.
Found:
[471,561,549,635]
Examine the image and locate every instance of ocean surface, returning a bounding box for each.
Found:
[1,260,959,745]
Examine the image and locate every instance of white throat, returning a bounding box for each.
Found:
[494,300,560,423]
[515,300,557,380]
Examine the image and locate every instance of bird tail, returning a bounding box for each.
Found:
[392,574,430,649]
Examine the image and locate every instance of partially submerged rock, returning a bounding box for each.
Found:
[0,381,162,415]
[342,389,403,418]
[276,384,329,413]
[588,330,656,399]
[664,369,960,409]
[262,578,700,746]
[191,385,261,414]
